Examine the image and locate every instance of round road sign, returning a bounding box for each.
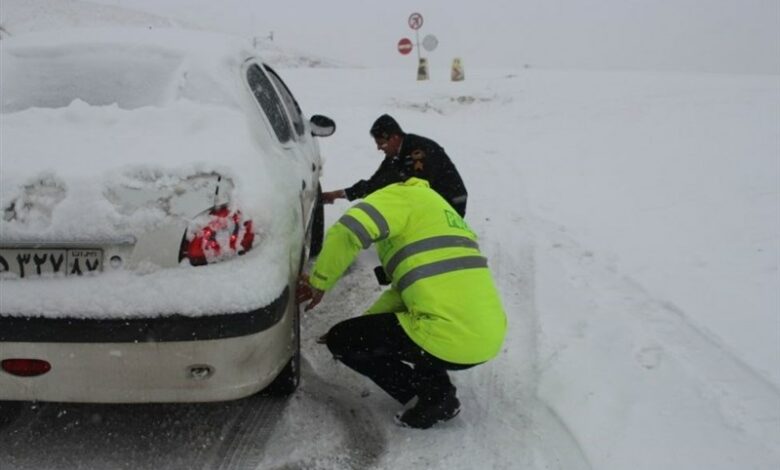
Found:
[397,37,413,55]
[408,12,424,30]
[422,34,438,52]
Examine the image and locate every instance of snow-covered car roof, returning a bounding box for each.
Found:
[1,27,255,111]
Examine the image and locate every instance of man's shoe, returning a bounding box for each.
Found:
[394,394,461,429]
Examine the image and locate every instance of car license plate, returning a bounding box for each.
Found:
[0,248,103,278]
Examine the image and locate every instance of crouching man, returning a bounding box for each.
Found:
[296,177,507,429]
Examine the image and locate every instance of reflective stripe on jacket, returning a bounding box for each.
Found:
[310,178,506,365]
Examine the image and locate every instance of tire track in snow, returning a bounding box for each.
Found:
[481,225,593,470]
[210,395,287,470]
[263,357,386,470]
[0,399,290,469]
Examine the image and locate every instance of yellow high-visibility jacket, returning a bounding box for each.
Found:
[310,178,506,365]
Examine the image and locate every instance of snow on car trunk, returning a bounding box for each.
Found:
[1,99,276,239]
[0,99,296,318]
[0,29,305,318]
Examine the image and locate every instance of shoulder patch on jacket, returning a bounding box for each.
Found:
[411,149,426,171]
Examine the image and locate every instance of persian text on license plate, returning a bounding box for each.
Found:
[0,248,103,278]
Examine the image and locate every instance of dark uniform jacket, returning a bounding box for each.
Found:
[343,134,468,216]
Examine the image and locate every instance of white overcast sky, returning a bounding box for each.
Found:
[87,0,780,73]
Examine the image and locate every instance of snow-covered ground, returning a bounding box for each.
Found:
[288,66,780,470]
[1,1,778,469]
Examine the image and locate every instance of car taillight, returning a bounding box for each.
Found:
[180,206,255,266]
[2,359,51,377]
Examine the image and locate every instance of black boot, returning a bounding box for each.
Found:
[394,387,461,429]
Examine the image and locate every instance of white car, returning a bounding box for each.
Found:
[0,28,334,407]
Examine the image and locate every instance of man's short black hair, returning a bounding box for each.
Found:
[370,114,404,139]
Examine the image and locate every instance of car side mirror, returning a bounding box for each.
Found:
[310,115,336,137]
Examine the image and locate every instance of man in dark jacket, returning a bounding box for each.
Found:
[322,114,468,216]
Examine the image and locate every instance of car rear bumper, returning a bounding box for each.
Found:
[0,287,295,403]
[0,287,288,343]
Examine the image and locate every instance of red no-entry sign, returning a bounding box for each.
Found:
[397,37,413,55]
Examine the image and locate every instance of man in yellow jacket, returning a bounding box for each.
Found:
[297,177,506,429]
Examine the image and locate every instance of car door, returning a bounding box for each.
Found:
[262,65,321,225]
[244,61,317,239]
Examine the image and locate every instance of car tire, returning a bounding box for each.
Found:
[263,302,301,396]
[310,187,325,257]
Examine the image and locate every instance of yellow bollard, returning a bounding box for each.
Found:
[451,57,464,81]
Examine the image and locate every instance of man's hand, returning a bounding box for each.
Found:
[296,273,325,311]
[321,189,346,205]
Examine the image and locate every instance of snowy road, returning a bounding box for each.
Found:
[2,224,776,469]
[0,381,384,470]
[1,397,284,469]
[0,249,587,470]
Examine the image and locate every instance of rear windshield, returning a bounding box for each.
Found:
[1,46,186,112]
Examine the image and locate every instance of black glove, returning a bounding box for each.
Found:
[373,265,391,285]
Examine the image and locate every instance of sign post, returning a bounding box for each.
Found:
[407,12,427,81]
[408,12,424,60]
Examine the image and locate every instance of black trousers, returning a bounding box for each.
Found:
[452,199,467,218]
[325,313,476,405]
